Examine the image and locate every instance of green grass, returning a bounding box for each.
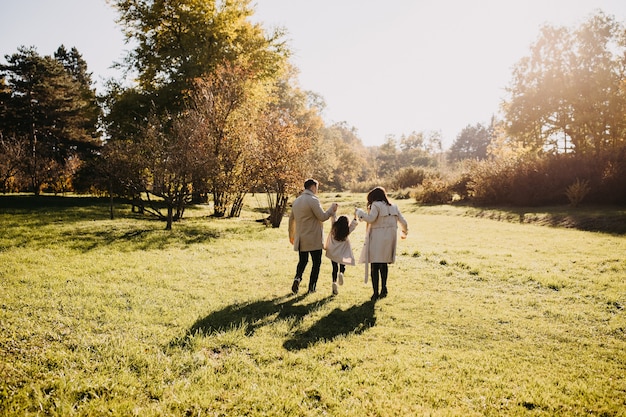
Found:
[1,194,625,416]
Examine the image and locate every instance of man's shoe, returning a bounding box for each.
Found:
[291,278,301,294]
[332,282,338,295]
[338,272,344,286]
[379,289,388,299]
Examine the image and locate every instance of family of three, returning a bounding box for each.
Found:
[288,178,408,301]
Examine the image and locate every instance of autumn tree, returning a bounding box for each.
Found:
[0,134,27,192]
[504,11,626,155]
[252,67,324,227]
[317,122,373,190]
[141,113,209,229]
[188,62,262,217]
[254,108,309,227]
[103,0,292,213]
[108,0,288,119]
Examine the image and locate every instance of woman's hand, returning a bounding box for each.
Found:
[355,208,366,220]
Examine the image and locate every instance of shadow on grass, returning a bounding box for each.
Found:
[64,225,221,252]
[459,204,626,235]
[1,194,223,251]
[0,194,111,209]
[171,294,334,349]
[283,300,377,351]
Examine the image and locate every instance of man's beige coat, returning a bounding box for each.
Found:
[288,189,334,252]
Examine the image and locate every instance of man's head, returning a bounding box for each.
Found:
[304,178,318,193]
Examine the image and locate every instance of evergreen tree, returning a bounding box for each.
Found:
[0,46,100,193]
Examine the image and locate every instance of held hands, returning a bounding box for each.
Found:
[331,202,339,213]
[355,208,366,220]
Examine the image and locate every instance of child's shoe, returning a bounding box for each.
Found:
[332,282,338,295]
[338,272,344,286]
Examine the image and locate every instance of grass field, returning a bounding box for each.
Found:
[1,194,625,416]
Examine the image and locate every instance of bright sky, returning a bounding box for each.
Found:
[2,1,626,148]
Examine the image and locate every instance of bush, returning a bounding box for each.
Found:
[464,150,626,206]
[390,188,414,200]
[391,167,426,189]
[349,180,385,194]
[414,177,454,205]
[565,178,591,207]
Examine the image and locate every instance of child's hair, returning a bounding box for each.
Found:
[331,215,350,242]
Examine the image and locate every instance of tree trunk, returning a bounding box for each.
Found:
[268,193,289,228]
[213,191,226,217]
[109,189,114,220]
[229,193,245,218]
[166,205,173,230]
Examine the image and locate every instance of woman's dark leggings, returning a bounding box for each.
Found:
[370,262,388,295]
[331,261,346,282]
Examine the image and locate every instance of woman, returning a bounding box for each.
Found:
[356,187,408,301]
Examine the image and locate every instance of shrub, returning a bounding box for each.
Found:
[391,167,426,189]
[414,177,453,205]
[390,188,414,200]
[565,178,591,207]
[349,180,386,194]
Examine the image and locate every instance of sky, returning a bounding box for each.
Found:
[2,1,626,149]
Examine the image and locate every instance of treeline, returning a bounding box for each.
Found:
[1,4,625,230]
[416,12,626,207]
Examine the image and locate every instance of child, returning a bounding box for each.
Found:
[324,213,359,295]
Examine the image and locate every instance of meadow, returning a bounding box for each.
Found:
[1,194,625,416]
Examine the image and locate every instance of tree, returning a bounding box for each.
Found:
[81,138,146,219]
[397,131,438,168]
[504,12,626,155]
[376,136,398,179]
[448,122,493,162]
[0,134,27,192]
[142,113,207,229]
[188,62,262,217]
[104,0,292,209]
[99,111,207,229]
[254,107,309,227]
[109,0,288,117]
[318,122,372,190]
[0,46,100,193]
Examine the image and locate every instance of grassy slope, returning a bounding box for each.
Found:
[0,194,625,416]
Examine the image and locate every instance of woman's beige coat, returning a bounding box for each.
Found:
[357,201,408,264]
[288,189,334,252]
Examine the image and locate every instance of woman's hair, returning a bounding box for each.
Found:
[367,186,391,209]
[331,215,350,241]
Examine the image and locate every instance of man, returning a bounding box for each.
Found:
[288,178,338,294]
